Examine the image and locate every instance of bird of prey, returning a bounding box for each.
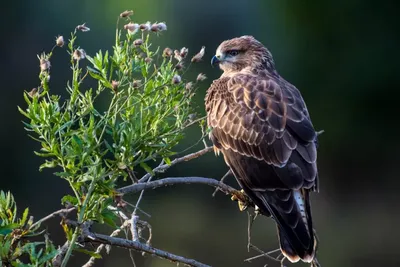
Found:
[206,36,319,263]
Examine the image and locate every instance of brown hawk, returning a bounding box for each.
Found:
[206,36,318,263]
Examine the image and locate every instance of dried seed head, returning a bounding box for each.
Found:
[40,58,51,71]
[172,74,181,84]
[174,62,184,70]
[174,50,182,62]
[185,82,193,91]
[132,79,141,88]
[73,49,86,61]
[124,22,139,34]
[163,47,173,57]
[157,22,167,31]
[133,39,143,46]
[196,73,207,82]
[27,88,38,98]
[76,23,90,32]
[112,80,119,92]
[139,22,151,31]
[191,46,205,63]
[151,22,167,32]
[55,35,64,47]
[144,57,152,64]
[180,47,189,58]
[120,10,134,18]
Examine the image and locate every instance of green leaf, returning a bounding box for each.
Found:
[140,162,154,175]
[163,157,171,165]
[0,223,19,235]
[61,195,79,206]
[74,248,102,259]
[20,208,29,226]
[39,160,58,171]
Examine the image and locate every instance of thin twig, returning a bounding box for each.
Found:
[212,170,232,197]
[82,220,131,267]
[83,231,211,267]
[52,241,70,267]
[138,146,213,183]
[31,207,76,230]
[245,244,281,263]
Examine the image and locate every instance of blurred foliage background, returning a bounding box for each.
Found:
[1,0,399,266]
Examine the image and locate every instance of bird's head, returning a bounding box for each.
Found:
[211,35,275,73]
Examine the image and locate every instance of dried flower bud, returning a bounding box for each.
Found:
[163,47,173,57]
[157,22,167,31]
[174,50,182,62]
[133,39,143,46]
[124,22,139,34]
[132,79,141,88]
[76,23,90,32]
[180,47,189,58]
[150,22,167,32]
[40,58,51,71]
[55,35,64,47]
[174,62,184,70]
[27,88,38,98]
[144,57,152,64]
[139,22,151,31]
[73,49,86,61]
[191,46,205,62]
[120,10,133,18]
[111,80,119,92]
[172,74,181,84]
[196,73,207,82]
[185,82,193,90]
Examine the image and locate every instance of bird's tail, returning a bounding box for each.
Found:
[277,226,316,263]
[275,190,317,263]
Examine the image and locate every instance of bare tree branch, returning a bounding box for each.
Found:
[83,231,211,267]
[31,207,76,229]
[139,146,213,183]
[118,177,251,206]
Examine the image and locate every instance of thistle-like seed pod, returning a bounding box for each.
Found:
[139,22,151,31]
[40,58,51,71]
[163,47,173,57]
[111,80,119,92]
[124,22,139,34]
[191,46,205,63]
[133,39,143,46]
[120,10,133,18]
[76,23,90,32]
[172,74,181,84]
[196,73,207,82]
[55,35,64,47]
[73,49,86,61]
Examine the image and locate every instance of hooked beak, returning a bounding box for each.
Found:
[211,55,220,67]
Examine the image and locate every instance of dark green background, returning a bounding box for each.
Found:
[1,1,399,266]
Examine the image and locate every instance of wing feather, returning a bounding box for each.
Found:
[205,71,318,188]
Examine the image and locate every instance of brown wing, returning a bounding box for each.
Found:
[205,71,318,190]
[205,71,318,260]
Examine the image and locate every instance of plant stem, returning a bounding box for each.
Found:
[61,178,97,267]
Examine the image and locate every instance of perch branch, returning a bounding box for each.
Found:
[118,177,251,206]
[83,230,211,267]
[139,146,213,183]
[30,207,76,229]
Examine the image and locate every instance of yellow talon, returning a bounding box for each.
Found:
[231,189,248,211]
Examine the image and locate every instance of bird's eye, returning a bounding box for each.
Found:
[228,50,239,56]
